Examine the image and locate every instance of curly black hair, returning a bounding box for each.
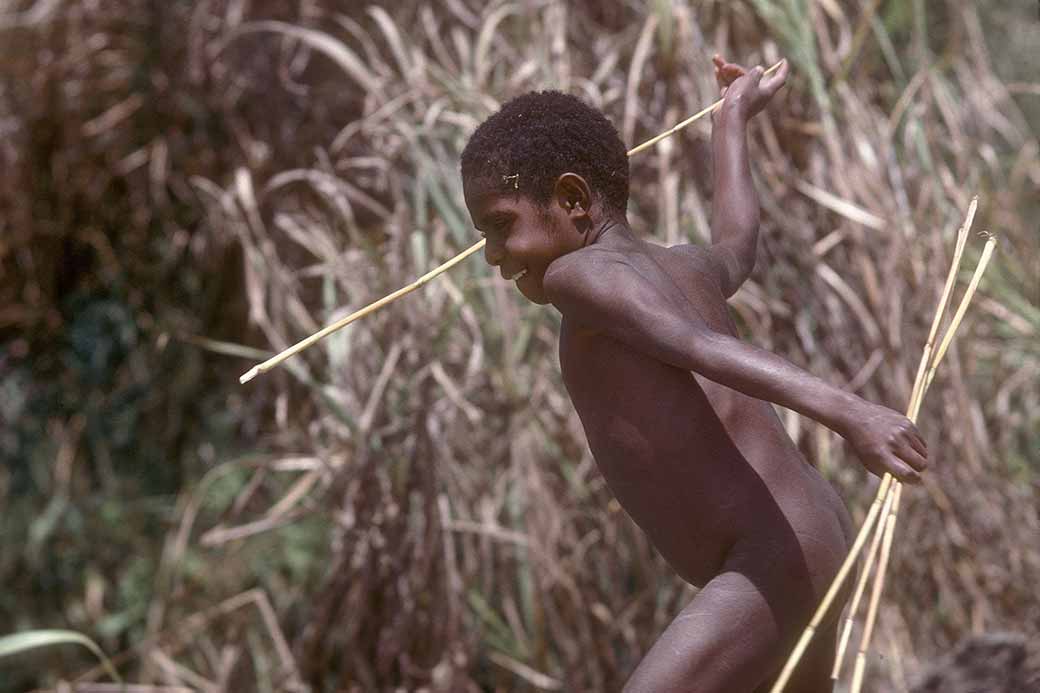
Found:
[460,90,629,214]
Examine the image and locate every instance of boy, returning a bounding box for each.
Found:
[460,56,928,692]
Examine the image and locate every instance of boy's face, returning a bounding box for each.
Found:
[463,177,586,305]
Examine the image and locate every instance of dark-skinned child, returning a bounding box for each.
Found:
[459,56,928,693]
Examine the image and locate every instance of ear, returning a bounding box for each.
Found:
[552,173,592,222]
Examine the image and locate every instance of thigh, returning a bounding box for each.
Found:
[623,570,783,693]
[623,563,845,693]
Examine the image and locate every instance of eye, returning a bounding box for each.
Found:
[478,214,511,239]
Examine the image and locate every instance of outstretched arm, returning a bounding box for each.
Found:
[545,253,929,483]
[709,56,788,297]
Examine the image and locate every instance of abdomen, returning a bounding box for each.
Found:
[560,322,773,585]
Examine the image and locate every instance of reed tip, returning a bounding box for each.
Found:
[240,366,259,384]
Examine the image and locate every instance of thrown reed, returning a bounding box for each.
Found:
[239,61,784,383]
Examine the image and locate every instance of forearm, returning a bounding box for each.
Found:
[711,105,759,262]
[690,329,859,436]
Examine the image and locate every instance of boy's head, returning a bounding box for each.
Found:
[460,91,629,304]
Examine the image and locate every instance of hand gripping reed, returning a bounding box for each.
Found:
[770,198,997,693]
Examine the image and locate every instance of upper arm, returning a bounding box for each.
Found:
[672,243,749,299]
[543,252,720,371]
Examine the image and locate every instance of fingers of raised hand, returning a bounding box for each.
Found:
[713,54,746,88]
[761,59,790,94]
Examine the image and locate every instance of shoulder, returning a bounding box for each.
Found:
[543,246,624,299]
[544,247,667,326]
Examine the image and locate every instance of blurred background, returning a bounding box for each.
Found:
[1,0,1038,691]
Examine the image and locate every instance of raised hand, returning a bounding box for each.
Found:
[712,54,748,95]
[841,402,930,484]
[713,54,789,120]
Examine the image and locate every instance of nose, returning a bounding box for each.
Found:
[484,239,504,267]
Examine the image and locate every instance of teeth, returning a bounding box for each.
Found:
[513,268,527,280]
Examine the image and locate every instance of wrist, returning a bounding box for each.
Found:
[718,98,750,125]
[826,389,864,438]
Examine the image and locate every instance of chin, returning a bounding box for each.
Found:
[519,283,551,305]
[520,285,553,305]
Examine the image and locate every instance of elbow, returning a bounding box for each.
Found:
[716,233,758,296]
[732,221,759,280]
[739,246,757,280]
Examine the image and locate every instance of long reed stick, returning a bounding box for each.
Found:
[849,481,902,692]
[906,197,977,415]
[767,473,893,692]
[921,234,997,396]
[831,481,896,679]
[625,61,784,156]
[239,239,487,383]
[239,61,785,383]
[832,198,979,679]
[847,233,996,693]
[770,198,984,693]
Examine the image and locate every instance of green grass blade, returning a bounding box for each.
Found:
[0,629,122,682]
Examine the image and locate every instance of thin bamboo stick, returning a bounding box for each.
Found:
[849,482,902,693]
[831,482,896,679]
[239,61,784,383]
[921,234,997,397]
[767,473,893,693]
[239,239,487,383]
[847,233,996,693]
[770,198,982,693]
[832,200,980,679]
[906,197,977,415]
[625,60,784,156]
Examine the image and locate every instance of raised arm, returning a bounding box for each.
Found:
[708,56,788,297]
[545,253,928,483]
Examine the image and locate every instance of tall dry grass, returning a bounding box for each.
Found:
[2,1,1038,691]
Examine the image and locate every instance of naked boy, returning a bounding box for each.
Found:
[460,57,928,692]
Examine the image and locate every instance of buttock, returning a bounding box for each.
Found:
[723,519,853,634]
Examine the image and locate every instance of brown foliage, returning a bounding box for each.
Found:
[2,1,1038,691]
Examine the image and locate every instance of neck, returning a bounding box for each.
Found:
[583,214,632,248]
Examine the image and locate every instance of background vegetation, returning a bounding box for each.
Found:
[1,0,1037,691]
